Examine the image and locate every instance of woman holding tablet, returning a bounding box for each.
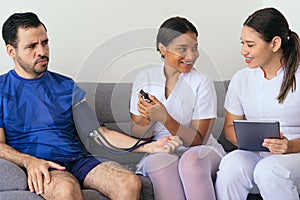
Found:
[216,7,300,200]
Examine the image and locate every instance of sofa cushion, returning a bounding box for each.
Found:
[139,175,154,200]
[0,191,43,200]
[0,189,110,200]
[82,189,109,200]
[0,158,28,191]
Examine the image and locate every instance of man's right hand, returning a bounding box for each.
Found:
[23,157,65,195]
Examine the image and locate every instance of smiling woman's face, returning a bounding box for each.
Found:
[240,25,274,69]
[160,32,199,73]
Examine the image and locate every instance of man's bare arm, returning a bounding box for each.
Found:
[93,126,182,154]
[0,128,33,166]
[0,128,65,194]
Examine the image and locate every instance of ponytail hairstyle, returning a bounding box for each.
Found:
[244,7,300,103]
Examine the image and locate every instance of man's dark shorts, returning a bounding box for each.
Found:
[50,155,108,187]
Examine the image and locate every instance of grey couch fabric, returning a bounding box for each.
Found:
[0,81,262,200]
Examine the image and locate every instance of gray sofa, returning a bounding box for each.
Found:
[0,80,262,200]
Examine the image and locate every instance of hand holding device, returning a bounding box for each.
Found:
[140,89,152,102]
[233,120,280,151]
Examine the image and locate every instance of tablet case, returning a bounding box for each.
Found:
[233,120,280,152]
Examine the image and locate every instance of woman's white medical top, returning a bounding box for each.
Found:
[225,66,300,140]
[130,66,225,156]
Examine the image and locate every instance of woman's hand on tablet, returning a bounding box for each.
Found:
[263,132,289,154]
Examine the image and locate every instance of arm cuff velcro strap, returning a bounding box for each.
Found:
[73,100,101,139]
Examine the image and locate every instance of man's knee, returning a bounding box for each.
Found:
[43,171,83,200]
[111,172,141,200]
[59,175,81,194]
[124,173,142,192]
[84,161,141,199]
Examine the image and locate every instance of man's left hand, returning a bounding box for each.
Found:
[151,136,183,153]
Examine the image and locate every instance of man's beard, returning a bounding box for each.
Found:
[16,55,49,77]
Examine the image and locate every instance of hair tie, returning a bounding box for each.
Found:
[287,29,292,40]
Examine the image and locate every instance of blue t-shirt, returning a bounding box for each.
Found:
[0,70,87,160]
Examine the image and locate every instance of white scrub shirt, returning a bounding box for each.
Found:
[130,65,223,145]
[225,66,300,140]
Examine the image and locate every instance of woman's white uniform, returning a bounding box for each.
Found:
[216,67,300,200]
[130,66,225,175]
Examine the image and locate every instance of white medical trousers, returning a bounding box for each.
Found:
[215,150,300,200]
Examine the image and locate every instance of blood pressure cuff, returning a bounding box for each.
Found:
[72,100,104,140]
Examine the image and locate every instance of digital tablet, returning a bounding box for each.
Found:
[233,120,280,152]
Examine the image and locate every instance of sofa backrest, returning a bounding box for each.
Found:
[78,81,228,129]
[78,82,133,133]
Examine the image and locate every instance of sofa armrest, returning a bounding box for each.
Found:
[0,158,28,191]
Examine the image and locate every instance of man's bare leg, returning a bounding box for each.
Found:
[83,161,141,200]
[41,170,83,200]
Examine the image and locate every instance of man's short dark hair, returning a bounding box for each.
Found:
[2,12,47,47]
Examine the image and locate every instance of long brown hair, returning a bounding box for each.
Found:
[244,7,300,103]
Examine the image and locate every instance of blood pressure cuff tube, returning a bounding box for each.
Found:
[72,101,103,140]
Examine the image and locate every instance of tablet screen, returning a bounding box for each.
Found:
[233,120,280,151]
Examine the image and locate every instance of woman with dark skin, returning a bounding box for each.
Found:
[130,17,225,200]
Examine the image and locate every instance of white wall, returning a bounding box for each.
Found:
[0,0,298,82]
[263,0,300,34]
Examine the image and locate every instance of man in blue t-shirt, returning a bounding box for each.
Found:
[0,12,182,200]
